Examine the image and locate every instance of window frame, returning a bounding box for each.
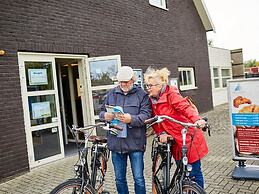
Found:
[149,0,168,10]
[221,68,231,88]
[178,67,197,91]
[211,67,232,89]
[212,67,220,89]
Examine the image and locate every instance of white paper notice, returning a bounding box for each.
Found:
[28,69,48,85]
[32,101,51,119]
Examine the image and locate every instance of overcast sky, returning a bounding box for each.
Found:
[204,0,259,61]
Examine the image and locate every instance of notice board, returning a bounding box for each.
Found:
[228,78,259,161]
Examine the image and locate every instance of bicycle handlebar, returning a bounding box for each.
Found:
[72,122,123,133]
[145,115,211,136]
[145,115,198,128]
[144,116,159,125]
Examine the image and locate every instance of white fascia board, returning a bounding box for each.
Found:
[193,0,215,32]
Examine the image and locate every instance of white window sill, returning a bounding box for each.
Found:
[180,86,198,91]
[149,3,168,11]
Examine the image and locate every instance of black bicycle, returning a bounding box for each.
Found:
[50,123,121,194]
[145,115,210,194]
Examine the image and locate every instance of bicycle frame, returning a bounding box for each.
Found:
[69,123,113,193]
[147,115,209,194]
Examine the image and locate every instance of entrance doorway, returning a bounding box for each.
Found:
[55,58,85,155]
[18,52,121,168]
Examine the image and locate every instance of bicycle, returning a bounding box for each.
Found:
[145,115,210,194]
[50,123,121,194]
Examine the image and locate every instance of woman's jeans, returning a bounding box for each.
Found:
[189,160,204,188]
[176,159,204,188]
[112,151,146,194]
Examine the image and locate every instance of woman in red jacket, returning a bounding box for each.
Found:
[144,67,208,188]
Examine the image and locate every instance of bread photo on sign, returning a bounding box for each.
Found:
[239,105,259,113]
[233,96,252,108]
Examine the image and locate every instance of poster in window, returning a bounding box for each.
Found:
[169,78,178,88]
[32,101,51,119]
[28,69,48,85]
[228,78,259,160]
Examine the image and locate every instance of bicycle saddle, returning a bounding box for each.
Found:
[89,135,107,143]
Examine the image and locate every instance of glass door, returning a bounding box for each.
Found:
[18,53,64,168]
[83,55,121,135]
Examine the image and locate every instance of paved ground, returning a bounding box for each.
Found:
[1,104,259,194]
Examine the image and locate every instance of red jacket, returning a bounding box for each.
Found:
[151,85,208,163]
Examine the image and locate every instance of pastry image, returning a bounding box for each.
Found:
[254,105,259,113]
[233,96,251,108]
[239,105,259,113]
[239,105,254,113]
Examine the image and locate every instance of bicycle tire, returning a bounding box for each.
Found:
[169,180,206,194]
[91,152,107,193]
[50,178,96,194]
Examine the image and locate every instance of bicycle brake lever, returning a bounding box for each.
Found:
[202,123,211,136]
[156,116,164,124]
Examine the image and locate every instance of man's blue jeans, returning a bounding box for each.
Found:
[111,151,146,194]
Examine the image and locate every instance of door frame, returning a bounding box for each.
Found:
[85,55,121,124]
[18,52,90,168]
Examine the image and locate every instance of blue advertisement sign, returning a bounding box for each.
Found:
[228,78,259,160]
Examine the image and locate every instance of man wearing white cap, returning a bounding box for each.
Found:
[99,66,151,194]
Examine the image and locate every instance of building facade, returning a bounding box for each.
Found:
[0,0,214,179]
[231,48,245,79]
[208,46,232,107]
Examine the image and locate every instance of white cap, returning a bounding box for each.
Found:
[117,66,134,81]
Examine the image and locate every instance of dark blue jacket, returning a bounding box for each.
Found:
[99,85,152,153]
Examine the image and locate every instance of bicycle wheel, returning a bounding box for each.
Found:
[169,180,206,194]
[91,152,107,193]
[152,152,163,194]
[50,178,96,194]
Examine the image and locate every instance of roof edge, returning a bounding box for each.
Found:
[193,0,215,32]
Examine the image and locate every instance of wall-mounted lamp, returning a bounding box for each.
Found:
[0,50,6,56]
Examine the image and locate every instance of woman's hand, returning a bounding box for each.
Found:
[104,112,114,122]
[195,119,206,128]
[159,133,173,143]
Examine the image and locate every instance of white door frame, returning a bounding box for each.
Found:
[18,52,90,168]
[85,55,121,124]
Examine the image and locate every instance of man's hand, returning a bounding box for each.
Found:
[116,113,132,124]
[195,119,206,128]
[104,112,114,122]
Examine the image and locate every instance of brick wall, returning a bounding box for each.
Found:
[0,0,213,179]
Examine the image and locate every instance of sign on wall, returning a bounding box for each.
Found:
[169,78,178,88]
[133,69,144,89]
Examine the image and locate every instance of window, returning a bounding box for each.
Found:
[212,67,220,88]
[149,0,167,10]
[178,67,196,90]
[88,55,121,119]
[221,68,231,87]
[89,59,118,86]
[211,67,232,89]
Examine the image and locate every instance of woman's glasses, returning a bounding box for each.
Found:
[145,83,159,89]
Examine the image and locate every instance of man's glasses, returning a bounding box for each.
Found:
[145,83,159,89]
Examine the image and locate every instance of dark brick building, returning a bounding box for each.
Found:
[0,0,214,180]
